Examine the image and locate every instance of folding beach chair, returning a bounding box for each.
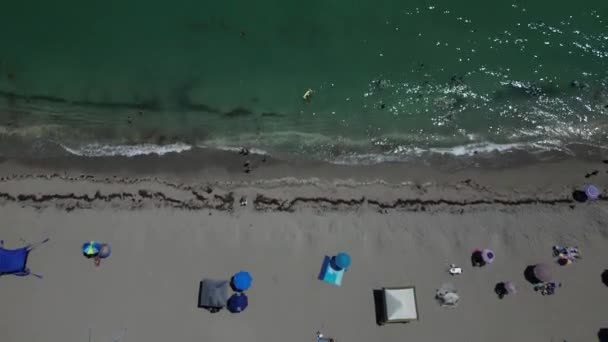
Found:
[0,238,49,278]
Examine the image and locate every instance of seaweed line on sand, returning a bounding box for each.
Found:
[0,189,599,213]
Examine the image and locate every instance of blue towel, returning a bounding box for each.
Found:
[318,255,344,286]
[0,247,28,274]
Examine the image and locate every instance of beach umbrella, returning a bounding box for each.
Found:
[227,293,248,313]
[232,271,252,291]
[481,249,495,264]
[533,263,552,283]
[504,281,517,294]
[82,241,101,257]
[334,252,351,270]
[98,243,112,259]
[585,185,600,200]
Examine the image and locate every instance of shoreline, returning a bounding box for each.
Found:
[3,144,608,181]
[0,155,606,213]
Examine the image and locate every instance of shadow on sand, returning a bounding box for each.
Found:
[372,289,384,326]
[598,328,608,342]
[524,265,541,285]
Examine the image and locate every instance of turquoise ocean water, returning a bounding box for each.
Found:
[0,1,606,162]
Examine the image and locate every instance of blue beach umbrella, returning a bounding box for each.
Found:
[232,271,252,291]
[98,243,112,259]
[334,252,351,270]
[82,241,101,257]
[227,293,248,313]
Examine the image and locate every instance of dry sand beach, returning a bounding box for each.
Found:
[0,153,608,342]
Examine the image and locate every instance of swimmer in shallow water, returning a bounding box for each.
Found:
[303,89,314,103]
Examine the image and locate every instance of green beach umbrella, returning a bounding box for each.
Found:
[82,241,101,257]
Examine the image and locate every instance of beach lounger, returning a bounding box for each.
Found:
[375,286,419,325]
[0,238,49,278]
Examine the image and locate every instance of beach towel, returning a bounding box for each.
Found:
[0,247,29,275]
[318,255,344,286]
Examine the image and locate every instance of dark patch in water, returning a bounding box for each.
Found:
[184,21,210,33]
[172,79,221,113]
[570,80,590,89]
[450,74,465,85]
[260,112,284,117]
[224,107,253,117]
[494,81,562,100]
[29,95,68,103]
[72,98,160,110]
[187,103,221,113]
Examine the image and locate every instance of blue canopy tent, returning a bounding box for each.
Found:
[0,238,49,278]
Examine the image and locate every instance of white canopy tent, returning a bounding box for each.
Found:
[379,286,419,324]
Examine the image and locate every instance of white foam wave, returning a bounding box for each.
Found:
[198,144,269,156]
[331,140,567,165]
[62,143,192,157]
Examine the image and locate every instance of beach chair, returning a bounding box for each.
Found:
[0,238,49,278]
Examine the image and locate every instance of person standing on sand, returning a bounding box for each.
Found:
[94,243,111,267]
[471,250,486,267]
